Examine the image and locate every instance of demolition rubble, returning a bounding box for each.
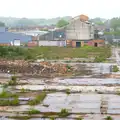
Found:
[0,60,73,77]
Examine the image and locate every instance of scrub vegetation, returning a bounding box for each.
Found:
[59,109,69,117]
[105,116,113,120]
[27,108,40,115]
[28,92,46,105]
[8,76,17,85]
[112,65,119,72]
[0,90,19,106]
[0,46,111,61]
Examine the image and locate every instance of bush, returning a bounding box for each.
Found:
[28,108,40,115]
[94,55,106,63]
[0,89,19,106]
[28,92,46,105]
[0,89,18,98]
[50,117,55,120]
[105,116,113,120]
[112,65,119,72]
[59,109,69,117]
[8,76,17,85]
[66,89,70,95]
[0,97,19,106]
[20,88,25,93]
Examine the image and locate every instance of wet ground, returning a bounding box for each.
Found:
[1,62,120,119]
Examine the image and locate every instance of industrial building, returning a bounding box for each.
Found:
[0,27,32,46]
[38,28,66,46]
[65,15,95,47]
[37,14,105,47]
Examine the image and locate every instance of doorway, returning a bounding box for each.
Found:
[94,43,98,47]
[76,42,81,47]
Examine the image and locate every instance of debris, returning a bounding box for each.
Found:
[0,60,73,77]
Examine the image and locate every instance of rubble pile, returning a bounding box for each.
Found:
[0,60,72,76]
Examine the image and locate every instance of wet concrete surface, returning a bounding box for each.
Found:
[1,62,120,119]
[52,78,120,86]
[4,93,120,115]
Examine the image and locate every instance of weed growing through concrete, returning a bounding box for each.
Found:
[8,76,17,85]
[112,65,119,72]
[28,92,46,105]
[66,89,70,95]
[59,109,69,117]
[27,108,40,115]
[20,88,26,93]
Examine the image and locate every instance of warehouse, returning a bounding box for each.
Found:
[0,27,32,46]
[38,28,66,47]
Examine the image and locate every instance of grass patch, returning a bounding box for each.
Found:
[28,92,46,105]
[59,109,69,118]
[27,108,40,115]
[112,65,119,72]
[0,97,19,106]
[0,89,19,106]
[0,46,111,61]
[0,89,18,98]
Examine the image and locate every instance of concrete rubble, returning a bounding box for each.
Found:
[0,60,73,77]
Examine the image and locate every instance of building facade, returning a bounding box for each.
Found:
[65,15,94,41]
[0,27,32,46]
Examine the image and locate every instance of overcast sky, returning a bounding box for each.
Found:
[1,0,120,19]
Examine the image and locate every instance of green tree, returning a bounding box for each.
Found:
[110,17,120,31]
[0,22,5,27]
[56,19,69,28]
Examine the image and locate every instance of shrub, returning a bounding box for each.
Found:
[66,65,71,69]
[28,108,40,115]
[94,55,106,63]
[105,116,113,120]
[8,76,17,85]
[28,92,46,105]
[50,117,55,120]
[66,89,70,95]
[0,97,19,106]
[11,76,17,81]
[59,109,69,117]
[10,97,19,106]
[112,65,119,72]
[20,88,25,93]
[0,89,18,98]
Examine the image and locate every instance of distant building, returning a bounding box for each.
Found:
[66,15,94,41]
[0,27,32,46]
[38,14,105,47]
[65,15,94,47]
